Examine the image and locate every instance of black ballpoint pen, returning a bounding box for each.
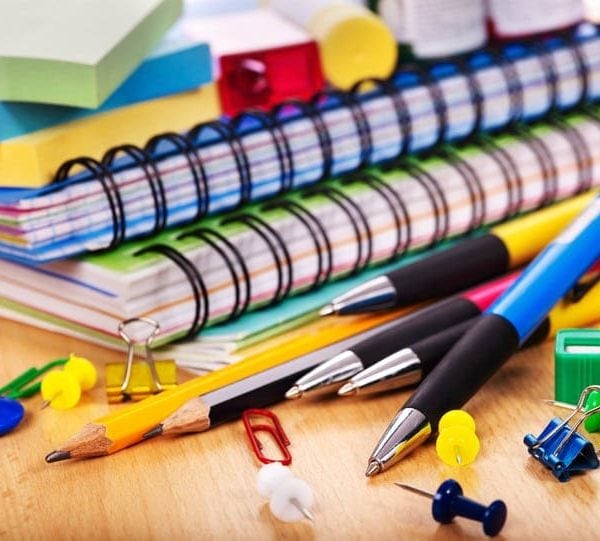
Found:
[320,194,593,316]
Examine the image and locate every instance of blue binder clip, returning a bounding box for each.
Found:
[524,385,600,482]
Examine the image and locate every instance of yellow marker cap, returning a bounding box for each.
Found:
[64,354,97,391]
[309,4,397,90]
[41,371,82,410]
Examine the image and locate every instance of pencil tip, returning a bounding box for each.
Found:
[45,450,71,463]
[365,460,381,477]
[337,382,358,397]
[143,425,164,439]
[319,304,335,317]
[285,386,303,400]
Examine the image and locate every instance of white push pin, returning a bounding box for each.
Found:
[256,463,315,523]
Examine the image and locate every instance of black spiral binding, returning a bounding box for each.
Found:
[50,28,595,255]
[231,110,294,195]
[177,227,252,322]
[146,131,209,221]
[53,156,126,249]
[303,186,373,276]
[261,199,333,290]
[133,244,209,339]
[438,146,487,232]
[220,213,294,306]
[188,120,253,206]
[272,98,334,183]
[102,144,168,237]
[478,134,524,219]
[342,171,412,261]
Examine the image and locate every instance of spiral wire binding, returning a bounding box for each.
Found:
[47,28,597,258]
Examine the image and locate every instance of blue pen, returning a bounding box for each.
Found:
[366,195,600,476]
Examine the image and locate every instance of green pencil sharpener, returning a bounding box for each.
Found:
[555,329,600,406]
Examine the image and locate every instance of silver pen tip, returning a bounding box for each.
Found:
[318,304,336,317]
[337,382,358,397]
[285,385,303,400]
[365,460,382,477]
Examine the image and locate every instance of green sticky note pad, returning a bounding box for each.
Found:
[555,329,600,405]
[0,0,183,108]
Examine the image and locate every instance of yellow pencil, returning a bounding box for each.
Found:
[45,306,410,462]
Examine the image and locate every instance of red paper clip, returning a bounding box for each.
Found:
[242,408,292,465]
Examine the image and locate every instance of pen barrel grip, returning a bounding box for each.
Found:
[352,297,481,366]
[405,314,519,430]
[411,318,476,376]
[387,235,509,305]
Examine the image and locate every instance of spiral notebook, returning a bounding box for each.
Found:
[0,109,599,348]
[1,25,600,265]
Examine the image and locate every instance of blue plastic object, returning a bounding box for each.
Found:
[432,479,507,537]
[0,397,25,435]
[524,417,600,482]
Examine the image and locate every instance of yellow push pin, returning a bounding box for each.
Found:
[40,354,97,410]
[435,410,480,466]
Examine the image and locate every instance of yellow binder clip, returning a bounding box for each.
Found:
[106,318,177,403]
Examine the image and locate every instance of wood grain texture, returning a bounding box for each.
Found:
[0,317,598,540]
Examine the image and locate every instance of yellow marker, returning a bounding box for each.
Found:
[493,190,598,267]
[40,354,97,410]
[436,410,480,466]
[270,0,397,89]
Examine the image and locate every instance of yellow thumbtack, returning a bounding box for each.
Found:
[40,354,97,410]
[435,410,480,466]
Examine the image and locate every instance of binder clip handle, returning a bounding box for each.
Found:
[242,408,292,465]
[117,318,163,398]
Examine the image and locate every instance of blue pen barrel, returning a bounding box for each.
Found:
[490,196,600,343]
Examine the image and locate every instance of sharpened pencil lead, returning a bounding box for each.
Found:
[143,424,164,439]
[45,450,72,463]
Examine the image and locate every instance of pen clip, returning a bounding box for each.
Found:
[242,408,292,465]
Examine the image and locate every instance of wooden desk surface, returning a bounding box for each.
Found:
[1,317,598,540]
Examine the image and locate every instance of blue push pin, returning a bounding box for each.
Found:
[395,479,507,537]
[0,396,25,436]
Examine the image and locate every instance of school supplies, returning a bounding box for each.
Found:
[435,410,480,466]
[256,463,315,523]
[270,0,396,89]
[524,385,600,481]
[45,308,403,462]
[325,191,598,315]
[181,8,324,115]
[3,111,600,349]
[0,32,212,141]
[339,269,600,396]
[544,390,600,433]
[0,0,183,107]
[1,83,221,188]
[243,409,292,465]
[366,193,600,477]
[395,480,507,537]
[0,358,68,433]
[40,354,97,410]
[555,328,600,405]
[2,27,599,264]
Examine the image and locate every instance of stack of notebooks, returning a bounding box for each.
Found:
[1,20,600,370]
